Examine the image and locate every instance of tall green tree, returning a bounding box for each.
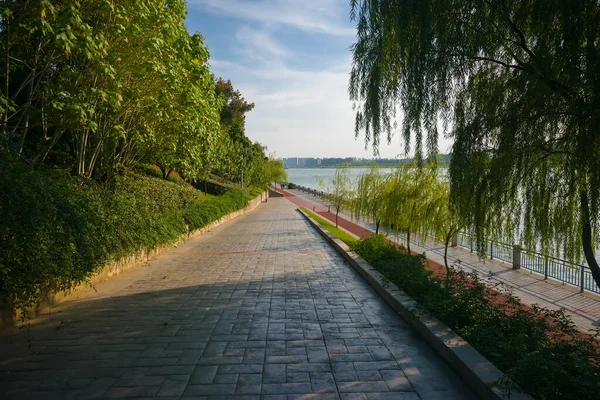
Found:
[381,161,438,253]
[349,0,600,289]
[431,181,463,275]
[354,164,387,234]
[214,77,255,145]
[0,0,221,181]
[318,164,352,228]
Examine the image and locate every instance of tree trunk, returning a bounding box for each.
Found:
[204,179,208,194]
[444,234,451,278]
[406,229,411,253]
[158,165,167,179]
[165,169,173,179]
[375,219,380,235]
[335,210,339,228]
[580,191,600,291]
[3,3,9,140]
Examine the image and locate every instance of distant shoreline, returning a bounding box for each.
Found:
[285,164,402,169]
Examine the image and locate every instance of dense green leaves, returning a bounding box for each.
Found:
[352,235,600,400]
[0,156,257,315]
[318,164,353,227]
[0,0,261,184]
[349,0,600,288]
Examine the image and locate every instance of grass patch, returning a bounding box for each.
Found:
[300,207,357,247]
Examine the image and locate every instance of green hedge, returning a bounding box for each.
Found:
[0,158,257,317]
[352,235,600,400]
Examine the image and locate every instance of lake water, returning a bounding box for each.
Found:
[286,168,394,190]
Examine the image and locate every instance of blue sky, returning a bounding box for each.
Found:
[186,1,453,158]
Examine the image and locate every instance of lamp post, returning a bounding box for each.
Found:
[241,151,253,189]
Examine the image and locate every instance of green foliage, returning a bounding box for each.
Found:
[0,1,268,186]
[349,0,600,289]
[266,157,287,186]
[184,190,248,230]
[378,161,441,252]
[353,164,387,233]
[287,182,297,189]
[352,235,600,400]
[214,77,255,145]
[318,164,353,227]
[301,208,357,247]
[0,157,255,316]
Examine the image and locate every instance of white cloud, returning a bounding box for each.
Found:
[189,0,355,36]
[194,3,452,158]
[235,26,292,60]
[211,52,406,158]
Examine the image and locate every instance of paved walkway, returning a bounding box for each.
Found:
[284,188,600,334]
[0,198,476,399]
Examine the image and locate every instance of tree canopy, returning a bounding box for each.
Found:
[0,0,269,188]
[349,0,600,288]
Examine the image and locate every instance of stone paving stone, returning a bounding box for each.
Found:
[262,382,313,394]
[156,374,189,397]
[0,198,477,399]
[236,373,262,394]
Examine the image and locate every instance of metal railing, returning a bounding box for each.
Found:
[294,185,326,199]
[455,233,600,294]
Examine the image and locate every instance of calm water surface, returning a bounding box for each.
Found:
[286,168,394,190]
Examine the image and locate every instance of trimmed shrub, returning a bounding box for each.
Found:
[0,157,257,317]
[352,235,600,400]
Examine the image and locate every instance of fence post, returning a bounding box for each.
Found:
[580,266,585,293]
[490,242,494,260]
[512,245,521,270]
[451,234,458,247]
[470,236,473,253]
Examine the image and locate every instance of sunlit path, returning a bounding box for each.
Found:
[0,198,475,399]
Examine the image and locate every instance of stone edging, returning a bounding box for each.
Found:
[1,192,268,329]
[298,208,532,400]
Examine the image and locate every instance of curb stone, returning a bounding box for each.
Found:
[298,208,533,400]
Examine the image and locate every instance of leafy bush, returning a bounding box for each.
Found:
[352,235,600,400]
[0,158,258,317]
[287,182,297,189]
[184,190,248,230]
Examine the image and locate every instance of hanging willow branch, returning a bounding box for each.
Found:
[349,0,600,289]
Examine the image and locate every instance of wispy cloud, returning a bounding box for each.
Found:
[235,26,292,61]
[190,0,355,36]
[188,1,422,157]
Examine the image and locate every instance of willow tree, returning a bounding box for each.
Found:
[354,164,387,234]
[431,181,463,275]
[349,0,600,289]
[382,161,439,253]
[318,164,352,228]
[266,156,287,188]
